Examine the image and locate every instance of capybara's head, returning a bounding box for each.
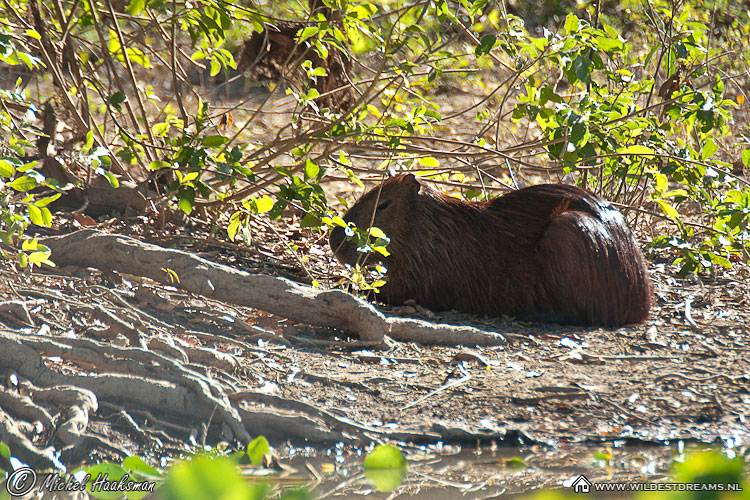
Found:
[329,174,421,266]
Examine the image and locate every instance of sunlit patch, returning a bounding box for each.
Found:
[577,214,611,241]
[597,205,626,226]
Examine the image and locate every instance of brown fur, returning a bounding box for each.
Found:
[235,0,353,110]
[329,174,652,326]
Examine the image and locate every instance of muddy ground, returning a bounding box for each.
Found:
[1,83,748,499]
[2,209,748,461]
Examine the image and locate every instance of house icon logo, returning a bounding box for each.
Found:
[571,474,592,493]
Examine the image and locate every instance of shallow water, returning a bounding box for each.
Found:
[280,441,695,499]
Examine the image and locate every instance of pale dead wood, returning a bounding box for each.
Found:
[42,230,508,346]
[42,229,389,341]
[388,317,508,346]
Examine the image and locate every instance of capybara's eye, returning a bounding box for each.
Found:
[376,199,392,212]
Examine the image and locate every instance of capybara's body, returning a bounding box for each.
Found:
[329,174,651,326]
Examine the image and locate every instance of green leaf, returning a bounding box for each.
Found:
[367,227,387,239]
[181,171,199,184]
[96,168,119,188]
[349,3,376,19]
[255,195,274,213]
[364,445,407,492]
[152,122,169,136]
[83,131,95,155]
[149,161,170,171]
[10,175,38,192]
[109,91,127,111]
[25,28,42,40]
[34,193,61,208]
[178,188,195,214]
[595,35,623,52]
[0,442,11,461]
[653,172,668,193]
[21,238,39,251]
[18,161,39,173]
[725,190,746,205]
[707,252,732,269]
[126,47,150,68]
[300,214,321,227]
[701,138,718,160]
[227,213,241,241]
[564,13,580,33]
[210,59,221,77]
[40,206,52,226]
[570,122,587,146]
[0,160,16,178]
[419,156,439,167]
[297,26,319,44]
[505,457,527,470]
[246,436,270,466]
[127,0,146,15]
[656,199,679,221]
[28,250,53,264]
[122,456,162,480]
[304,160,319,180]
[664,189,688,198]
[364,445,407,470]
[165,456,266,500]
[18,52,36,70]
[423,108,441,121]
[202,135,228,148]
[372,245,390,257]
[82,463,130,499]
[475,34,496,56]
[620,145,655,156]
[673,449,744,486]
[572,55,592,84]
[741,149,750,167]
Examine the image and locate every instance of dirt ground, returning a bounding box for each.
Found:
[0,84,748,499]
[2,206,748,471]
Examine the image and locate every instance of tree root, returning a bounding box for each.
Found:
[0,230,515,468]
[0,331,251,445]
[42,230,507,346]
[0,300,35,327]
[0,407,60,470]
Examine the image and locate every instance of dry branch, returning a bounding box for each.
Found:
[41,230,508,346]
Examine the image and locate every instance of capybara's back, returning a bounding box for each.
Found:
[329,174,651,326]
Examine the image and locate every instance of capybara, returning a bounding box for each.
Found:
[329,174,651,326]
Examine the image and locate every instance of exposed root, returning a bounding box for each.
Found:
[42,230,508,346]
[0,230,515,467]
[0,407,60,470]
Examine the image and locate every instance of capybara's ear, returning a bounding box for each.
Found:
[403,173,420,192]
